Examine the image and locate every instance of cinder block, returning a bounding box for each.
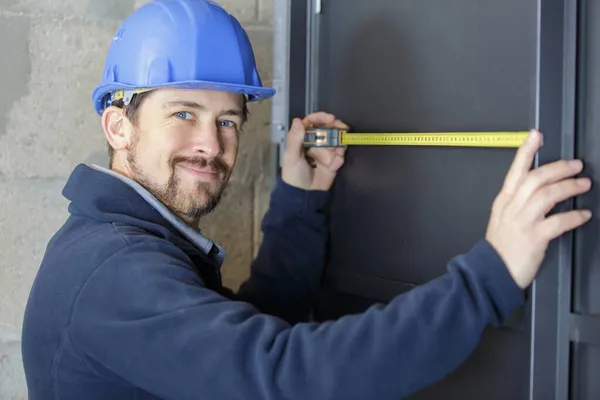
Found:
[1,0,261,23]
[0,0,259,23]
[0,14,30,152]
[0,0,15,12]
[217,0,258,22]
[247,28,274,84]
[0,0,135,21]
[0,16,118,178]
[253,173,273,257]
[134,0,258,23]
[259,0,273,24]
[0,178,69,331]
[199,180,254,291]
[86,0,137,21]
[0,335,27,400]
[228,28,274,183]
[230,94,272,183]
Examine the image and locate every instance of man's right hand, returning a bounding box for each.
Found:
[485,129,593,289]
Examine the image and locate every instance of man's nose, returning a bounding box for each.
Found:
[192,123,222,158]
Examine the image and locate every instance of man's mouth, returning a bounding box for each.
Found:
[177,163,220,180]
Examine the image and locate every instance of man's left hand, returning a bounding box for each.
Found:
[281,112,349,191]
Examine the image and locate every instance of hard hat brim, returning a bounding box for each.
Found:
[93,80,276,115]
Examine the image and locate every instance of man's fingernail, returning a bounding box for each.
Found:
[570,159,583,170]
[578,178,591,188]
[529,129,543,146]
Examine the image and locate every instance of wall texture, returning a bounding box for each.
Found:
[0,0,275,398]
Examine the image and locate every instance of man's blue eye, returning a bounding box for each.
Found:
[219,120,236,128]
[175,111,193,120]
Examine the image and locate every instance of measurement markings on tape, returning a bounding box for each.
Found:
[303,128,530,148]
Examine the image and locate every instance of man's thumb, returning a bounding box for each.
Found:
[285,118,305,153]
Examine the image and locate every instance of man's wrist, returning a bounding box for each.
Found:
[272,177,330,215]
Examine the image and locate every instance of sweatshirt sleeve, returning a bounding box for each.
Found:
[235,177,330,323]
[69,236,524,400]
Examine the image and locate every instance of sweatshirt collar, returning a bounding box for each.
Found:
[63,163,225,266]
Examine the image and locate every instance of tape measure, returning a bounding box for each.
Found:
[303,128,529,148]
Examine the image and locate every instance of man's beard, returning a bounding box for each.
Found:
[127,147,230,221]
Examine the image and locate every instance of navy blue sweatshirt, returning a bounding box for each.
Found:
[21,163,524,400]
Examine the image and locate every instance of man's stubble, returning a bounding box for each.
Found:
[126,129,231,220]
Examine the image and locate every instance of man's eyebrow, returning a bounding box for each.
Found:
[218,108,245,118]
[163,101,243,118]
[163,100,207,110]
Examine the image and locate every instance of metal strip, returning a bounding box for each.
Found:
[570,314,600,346]
[529,0,578,398]
[270,0,291,174]
[289,0,308,122]
[573,0,590,316]
[555,0,579,399]
[305,0,321,114]
[527,0,542,393]
[272,0,309,171]
[556,1,579,398]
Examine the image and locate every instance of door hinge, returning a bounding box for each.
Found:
[315,0,321,14]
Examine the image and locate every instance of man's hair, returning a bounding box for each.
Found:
[107,91,249,167]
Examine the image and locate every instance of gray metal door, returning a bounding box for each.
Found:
[270,1,598,398]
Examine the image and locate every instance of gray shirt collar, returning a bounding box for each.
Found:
[88,164,226,266]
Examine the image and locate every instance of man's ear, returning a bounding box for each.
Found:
[101,106,132,153]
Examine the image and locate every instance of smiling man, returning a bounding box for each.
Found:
[21,0,592,399]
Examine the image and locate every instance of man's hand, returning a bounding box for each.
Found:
[485,129,593,289]
[281,112,349,191]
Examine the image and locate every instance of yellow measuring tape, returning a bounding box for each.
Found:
[303,128,529,148]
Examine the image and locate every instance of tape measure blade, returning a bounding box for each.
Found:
[339,131,528,148]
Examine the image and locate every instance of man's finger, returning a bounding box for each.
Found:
[328,153,345,171]
[306,148,337,167]
[520,177,591,222]
[335,146,347,156]
[512,159,585,210]
[333,119,350,130]
[501,129,543,195]
[537,209,592,241]
[311,150,345,171]
[283,118,306,158]
[303,112,336,127]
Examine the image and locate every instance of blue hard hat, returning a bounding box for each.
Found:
[91,0,275,115]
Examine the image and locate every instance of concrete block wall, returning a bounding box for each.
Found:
[0,0,275,398]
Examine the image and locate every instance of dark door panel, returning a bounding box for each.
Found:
[282,0,595,397]
[310,2,537,398]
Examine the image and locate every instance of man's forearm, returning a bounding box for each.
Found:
[72,237,525,400]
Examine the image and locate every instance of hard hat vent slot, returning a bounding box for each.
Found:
[147,57,172,85]
[104,65,118,82]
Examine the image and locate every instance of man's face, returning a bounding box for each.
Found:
[122,88,244,222]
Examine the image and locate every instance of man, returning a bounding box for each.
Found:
[21,0,592,399]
